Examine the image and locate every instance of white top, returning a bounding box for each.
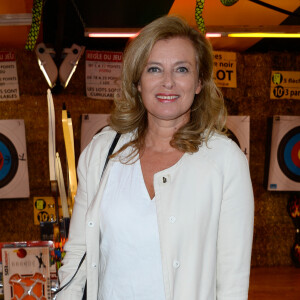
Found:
[58,129,254,300]
[98,158,166,300]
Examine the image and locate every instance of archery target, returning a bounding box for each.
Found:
[0,120,29,198]
[226,116,250,161]
[80,114,110,152]
[0,133,19,188]
[268,115,300,191]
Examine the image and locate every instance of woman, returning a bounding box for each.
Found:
[57,15,254,300]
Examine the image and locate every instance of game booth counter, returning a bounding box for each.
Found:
[0,240,65,300]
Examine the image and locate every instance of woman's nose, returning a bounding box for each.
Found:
[162,71,175,89]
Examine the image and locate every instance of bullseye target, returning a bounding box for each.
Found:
[268,116,300,191]
[277,127,300,182]
[0,133,19,187]
[226,116,250,161]
[80,114,110,152]
[0,120,30,199]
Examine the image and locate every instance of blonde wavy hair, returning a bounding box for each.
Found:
[109,15,226,157]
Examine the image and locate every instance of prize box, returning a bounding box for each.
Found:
[1,245,51,300]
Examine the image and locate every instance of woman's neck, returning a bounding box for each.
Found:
[144,115,188,153]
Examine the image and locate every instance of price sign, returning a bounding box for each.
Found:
[33,197,57,225]
[270,71,300,100]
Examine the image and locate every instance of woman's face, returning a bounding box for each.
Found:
[138,37,201,127]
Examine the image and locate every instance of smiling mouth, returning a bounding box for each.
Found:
[156,95,179,101]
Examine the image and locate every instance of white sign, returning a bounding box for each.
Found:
[270,71,300,100]
[85,50,123,100]
[213,51,237,88]
[0,51,20,101]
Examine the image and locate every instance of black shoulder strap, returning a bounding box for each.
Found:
[54,132,121,295]
[101,132,121,176]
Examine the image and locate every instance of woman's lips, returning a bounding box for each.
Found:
[156,94,179,102]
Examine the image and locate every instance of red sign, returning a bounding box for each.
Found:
[0,51,15,62]
[86,50,122,62]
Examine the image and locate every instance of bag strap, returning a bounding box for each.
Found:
[102,132,121,176]
[54,132,121,295]
[54,252,86,294]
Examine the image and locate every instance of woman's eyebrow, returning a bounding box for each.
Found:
[146,60,192,65]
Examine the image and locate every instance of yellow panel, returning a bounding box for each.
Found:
[169,0,300,26]
[168,0,300,51]
[33,196,63,225]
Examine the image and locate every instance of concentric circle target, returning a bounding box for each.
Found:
[0,133,19,188]
[277,126,300,182]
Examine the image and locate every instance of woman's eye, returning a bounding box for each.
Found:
[147,67,160,73]
[177,67,188,73]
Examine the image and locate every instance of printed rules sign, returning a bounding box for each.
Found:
[0,51,20,101]
[85,50,123,100]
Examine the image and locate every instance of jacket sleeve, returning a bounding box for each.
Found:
[216,142,254,300]
[56,146,90,300]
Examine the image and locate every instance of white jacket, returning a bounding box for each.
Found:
[57,127,254,300]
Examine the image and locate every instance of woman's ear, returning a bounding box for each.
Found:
[195,79,202,95]
[137,81,141,93]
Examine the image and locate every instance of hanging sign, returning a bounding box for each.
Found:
[270,71,300,100]
[213,51,237,88]
[85,50,123,100]
[0,51,20,101]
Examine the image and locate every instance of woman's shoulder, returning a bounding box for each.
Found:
[84,127,134,156]
[78,127,135,168]
[197,131,248,168]
[80,126,115,155]
[92,126,117,142]
[207,132,239,152]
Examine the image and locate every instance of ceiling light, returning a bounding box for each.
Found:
[85,26,300,39]
[206,33,222,38]
[88,32,139,38]
[228,32,300,38]
[206,25,300,39]
[85,28,140,38]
